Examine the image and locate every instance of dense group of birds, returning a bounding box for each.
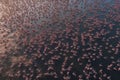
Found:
[0,0,120,80]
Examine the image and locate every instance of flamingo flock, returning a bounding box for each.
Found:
[0,0,120,80]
